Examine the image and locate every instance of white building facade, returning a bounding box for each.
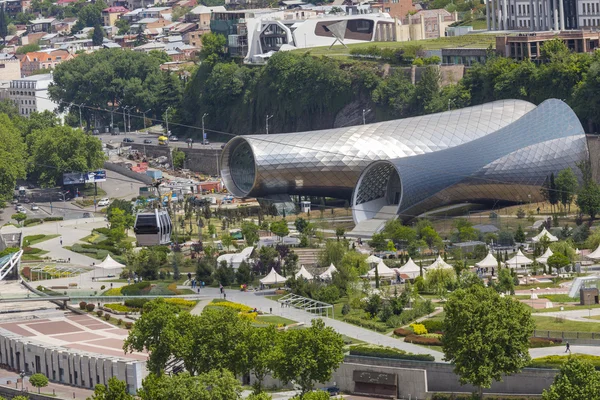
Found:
[8,74,58,117]
[485,0,581,30]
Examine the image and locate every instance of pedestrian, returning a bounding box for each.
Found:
[197,288,200,294]
[110,283,113,289]
[565,341,571,353]
[127,278,131,285]
[187,272,192,281]
[59,238,63,245]
[224,292,226,300]
[219,283,223,294]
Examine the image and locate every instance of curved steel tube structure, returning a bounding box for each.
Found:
[352,99,588,223]
[221,100,537,198]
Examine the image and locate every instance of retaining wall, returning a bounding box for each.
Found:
[103,162,152,185]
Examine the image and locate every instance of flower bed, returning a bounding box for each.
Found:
[393,328,413,337]
[529,337,562,348]
[404,334,443,346]
[209,299,253,313]
[165,298,196,310]
[349,345,435,362]
[409,323,427,335]
[103,303,134,313]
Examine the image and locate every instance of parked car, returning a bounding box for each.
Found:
[97,198,110,207]
[31,204,39,211]
[16,206,26,214]
[122,138,134,143]
[83,212,92,218]
[143,139,153,144]
[15,203,22,210]
[320,387,340,396]
[169,136,179,142]
[21,197,30,203]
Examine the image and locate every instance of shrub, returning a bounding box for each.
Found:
[94,227,110,235]
[117,318,123,326]
[165,298,196,309]
[529,337,562,348]
[121,281,151,296]
[341,303,351,316]
[100,285,105,290]
[86,303,95,312]
[124,298,150,308]
[349,345,435,361]
[385,314,405,329]
[404,334,442,346]
[208,299,253,313]
[409,323,428,335]
[23,218,42,226]
[125,322,133,329]
[79,301,87,310]
[422,319,444,333]
[104,303,130,312]
[343,315,388,332]
[96,310,103,317]
[104,313,111,321]
[103,287,122,296]
[43,216,63,222]
[393,328,413,337]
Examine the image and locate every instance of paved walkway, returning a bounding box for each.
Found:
[535,308,600,322]
[0,367,94,400]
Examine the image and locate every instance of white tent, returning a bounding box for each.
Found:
[587,244,600,260]
[537,247,554,265]
[505,249,533,268]
[96,254,125,270]
[319,263,338,280]
[475,252,502,268]
[216,246,254,269]
[427,255,453,270]
[366,254,382,264]
[395,257,421,279]
[260,268,288,285]
[367,260,396,278]
[295,265,314,280]
[532,228,558,243]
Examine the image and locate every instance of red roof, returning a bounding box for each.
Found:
[103,6,129,12]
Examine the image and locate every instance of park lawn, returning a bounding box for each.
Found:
[290,34,497,58]
[530,353,600,369]
[23,234,60,246]
[533,316,600,332]
[255,315,297,325]
[265,294,285,301]
[533,303,600,313]
[539,294,578,303]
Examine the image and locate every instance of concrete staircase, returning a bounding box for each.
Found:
[348,205,398,238]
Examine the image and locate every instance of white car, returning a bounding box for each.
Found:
[97,198,110,207]
[16,206,26,214]
[31,204,39,211]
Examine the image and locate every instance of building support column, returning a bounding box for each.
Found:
[554,1,559,29]
[503,0,509,29]
[559,0,565,29]
[530,0,535,29]
[535,0,541,29]
[487,0,491,30]
[497,0,502,28]
[492,0,497,29]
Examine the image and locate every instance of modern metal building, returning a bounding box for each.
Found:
[220,99,537,199]
[352,99,588,230]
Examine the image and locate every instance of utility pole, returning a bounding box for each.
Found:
[127,106,132,133]
[122,106,127,134]
[165,106,172,137]
[266,114,273,135]
[202,113,208,144]
[76,103,83,131]
[362,109,370,125]
[110,107,114,133]
[143,109,151,131]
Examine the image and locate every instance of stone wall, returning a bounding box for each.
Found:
[103,162,152,185]
[179,147,221,176]
[0,385,56,400]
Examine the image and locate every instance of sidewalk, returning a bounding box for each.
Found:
[0,368,94,400]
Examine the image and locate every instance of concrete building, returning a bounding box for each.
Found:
[442,47,488,65]
[27,18,56,34]
[103,6,130,26]
[496,30,600,59]
[4,0,31,17]
[187,5,227,30]
[0,54,22,81]
[8,74,58,116]
[20,50,73,77]
[371,0,416,18]
[484,0,584,30]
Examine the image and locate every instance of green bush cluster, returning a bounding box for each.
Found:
[43,216,63,222]
[22,247,43,254]
[422,319,444,333]
[95,227,111,235]
[104,303,131,312]
[343,316,388,332]
[121,281,152,296]
[23,218,42,226]
[529,354,600,370]
[125,298,150,308]
[405,334,443,346]
[349,345,435,362]
[349,46,412,65]
[529,337,562,348]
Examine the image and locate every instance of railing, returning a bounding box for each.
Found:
[533,329,600,340]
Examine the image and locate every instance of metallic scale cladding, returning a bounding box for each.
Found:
[352,99,588,223]
[221,99,537,198]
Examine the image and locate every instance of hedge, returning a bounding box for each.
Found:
[104,303,131,312]
[529,337,562,348]
[23,218,42,226]
[393,328,413,337]
[121,281,152,296]
[404,334,443,346]
[343,316,388,333]
[529,354,600,370]
[124,298,150,309]
[422,319,444,333]
[94,227,111,235]
[349,345,435,362]
[43,216,63,222]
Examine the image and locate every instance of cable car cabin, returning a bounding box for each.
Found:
[134,209,172,246]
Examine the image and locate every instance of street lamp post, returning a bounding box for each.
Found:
[143,109,151,131]
[127,106,132,133]
[202,113,208,144]
[122,106,127,134]
[165,106,172,137]
[266,114,273,135]
[362,109,371,125]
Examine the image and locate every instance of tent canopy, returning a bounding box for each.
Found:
[319,263,337,280]
[587,244,600,260]
[367,260,396,278]
[475,252,501,268]
[532,228,558,243]
[96,254,125,270]
[396,257,421,279]
[505,249,533,267]
[537,247,554,264]
[366,255,382,264]
[427,255,453,270]
[295,265,314,280]
[260,267,288,285]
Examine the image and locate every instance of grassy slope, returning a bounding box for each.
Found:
[533,316,600,333]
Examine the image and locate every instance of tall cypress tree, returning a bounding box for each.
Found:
[0,5,8,45]
[92,22,104,46]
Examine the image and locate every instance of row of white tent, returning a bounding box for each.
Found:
[259,263,339,285]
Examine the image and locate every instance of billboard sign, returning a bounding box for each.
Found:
[63,170,107,185]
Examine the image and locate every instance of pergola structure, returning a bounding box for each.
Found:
[29,263,91,281]
[278,293,334,318]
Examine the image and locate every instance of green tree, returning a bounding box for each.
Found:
[29,373,48,394]
[0,4,8,45]
[172,149,186,169]
[443,285,534,398]
[269,219,289,240]
[214,260,234,286]
[515,225,526,243]
[372,69,415,118]
[547,253,571,273]
[123,298,180,375]
[420,226,443,250]
[199,32,227,64]
[414,65,442,114]
[92,22,104,46]
[245,325,278,393]
[318,240,347,267]
[577,181,600,220]
[15,43,40,54]
[368,233,387,252]
[241,221,259,246]
[542,358,600,400]
[294,217,308,233]
[0,114,27,199]
[453,218,479,242]
[235,260,252,285]
[115,18,130,35]
[12,213,26,226]
[496,267,515,294]
[90,377,134,400]
[138,370,241,400]
[555,168,579,212]
[383,219,417,243]
[271,319,344,394]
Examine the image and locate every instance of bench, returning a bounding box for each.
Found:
[50,286,69,289]
[68,283,78,288]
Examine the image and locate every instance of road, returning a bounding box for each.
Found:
[96,130,225,150]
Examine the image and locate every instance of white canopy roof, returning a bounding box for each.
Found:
[295,265,313,280]
[396,257,421,279]
[427,255,453,270]
[532,228,558,243]
[537,247,554,264]
[367,260,396,278]
[319,263,337,280]
[216,246,254,265]
[366,254,382,264]
[260,267,288,285]
[475,252,501,268]
[96,254,125,270]
[505,249,533,268]
[587,244,600,260]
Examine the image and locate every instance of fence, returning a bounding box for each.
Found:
[533,329,600,344]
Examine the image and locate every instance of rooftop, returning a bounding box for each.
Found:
[103,6,129,12]
[13,73,53,82]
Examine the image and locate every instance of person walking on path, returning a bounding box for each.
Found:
[565,341,571,353]
[60,237,63,246]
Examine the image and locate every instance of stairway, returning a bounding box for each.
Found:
[348,205,398,238]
